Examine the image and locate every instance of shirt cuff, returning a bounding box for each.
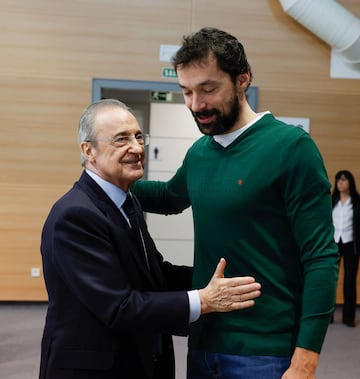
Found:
[188,289,201,323]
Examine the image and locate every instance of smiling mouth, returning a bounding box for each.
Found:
[124,155,142,165]
[193,110,217,125]
[124,160,141,165]
[197,115,216,124]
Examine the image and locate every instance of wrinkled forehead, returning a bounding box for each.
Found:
[95,107,140,136]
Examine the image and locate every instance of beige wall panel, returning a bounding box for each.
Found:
[0,76,87,299]
[0,0,191,81]
[0,76,86,184]
[0,0,360,301]
[0,184,71,300]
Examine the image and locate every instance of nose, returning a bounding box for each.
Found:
[125,134,149,148]
[128,137,143,147]
[126,139,145,157]
[187,93,205,113]
[127,141,144,153]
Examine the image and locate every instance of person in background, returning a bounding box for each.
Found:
[39,99,261,379]
[332,170,360,327]
[131,27,339,379]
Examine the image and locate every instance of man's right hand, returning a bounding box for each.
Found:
[198,258,261,314]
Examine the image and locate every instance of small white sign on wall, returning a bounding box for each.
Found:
[159,44,180,62]
[276,117,310,133]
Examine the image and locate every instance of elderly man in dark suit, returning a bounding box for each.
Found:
[39,99,261,379]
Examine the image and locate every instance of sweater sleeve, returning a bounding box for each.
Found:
[132,162,191,215]
[283,133,339,353]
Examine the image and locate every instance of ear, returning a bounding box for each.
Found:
[80,141,95,163]
[236,72,251,90]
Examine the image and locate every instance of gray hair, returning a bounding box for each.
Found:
[78,99,129,167]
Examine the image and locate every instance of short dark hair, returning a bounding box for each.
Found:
[172,27,252,85]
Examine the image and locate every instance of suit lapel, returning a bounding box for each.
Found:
[76,171,163,288]
[104,201,160,288]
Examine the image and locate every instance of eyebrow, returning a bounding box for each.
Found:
[180,79,219,90]
[112,130,142,137]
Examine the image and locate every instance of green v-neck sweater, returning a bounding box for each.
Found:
[133,113,339,356]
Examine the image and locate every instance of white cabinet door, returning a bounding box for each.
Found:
[146,102,201,266]
[150,103,200,139]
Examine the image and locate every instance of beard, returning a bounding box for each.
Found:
[192,94,240,136]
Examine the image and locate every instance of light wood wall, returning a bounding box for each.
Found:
[1,0,359,301]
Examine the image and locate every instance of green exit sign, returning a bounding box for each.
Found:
[162,67,177,79]
[151,91,173,102]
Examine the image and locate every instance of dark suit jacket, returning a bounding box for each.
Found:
[39,171,192,379]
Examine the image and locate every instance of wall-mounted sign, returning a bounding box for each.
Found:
[151,91,173,102]
[159,44,180,62]
[161,67,177,79]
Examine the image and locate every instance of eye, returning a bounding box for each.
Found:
[203,87,216,94]
[112,136,128,146]
[135,134,145,143]
[182,89,192,97]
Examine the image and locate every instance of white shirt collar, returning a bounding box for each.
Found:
[214,111,270,148]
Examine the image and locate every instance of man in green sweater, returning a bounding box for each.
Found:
[132,27,339,379]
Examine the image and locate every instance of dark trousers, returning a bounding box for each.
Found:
[152,351,175,379]
[338,240,359,323]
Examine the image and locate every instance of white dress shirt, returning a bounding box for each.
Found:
[333,197,353,243]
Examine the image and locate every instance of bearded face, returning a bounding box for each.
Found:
[191,90,240,135]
